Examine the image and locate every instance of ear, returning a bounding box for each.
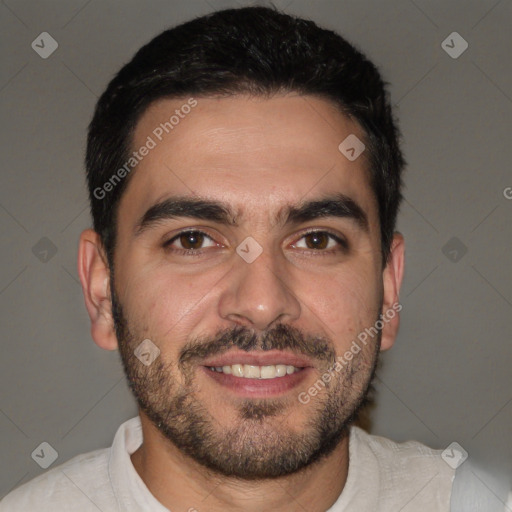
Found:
[380,232,405,351]
[77,229,118,350]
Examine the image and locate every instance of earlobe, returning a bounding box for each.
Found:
[380,233,405,351]
[77,229,119,351]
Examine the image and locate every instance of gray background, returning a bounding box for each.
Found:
[1,0,511,507]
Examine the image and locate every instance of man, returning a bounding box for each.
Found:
[1,5,459,511]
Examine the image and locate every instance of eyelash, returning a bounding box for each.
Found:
[163,229,348,257]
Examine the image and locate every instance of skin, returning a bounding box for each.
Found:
[78,94,404,511]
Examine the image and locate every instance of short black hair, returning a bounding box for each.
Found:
[86,5,404,267]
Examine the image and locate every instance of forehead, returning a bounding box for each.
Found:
[118,94,377,230]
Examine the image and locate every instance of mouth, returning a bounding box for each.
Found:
[200,351,314,398]
[207,363,301,379]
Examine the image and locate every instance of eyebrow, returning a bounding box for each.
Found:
[134,193,369,236]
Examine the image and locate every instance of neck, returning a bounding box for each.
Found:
[130,412,350,512]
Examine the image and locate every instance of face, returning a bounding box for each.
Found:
[100,94,397,479]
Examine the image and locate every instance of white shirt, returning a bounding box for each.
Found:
[0,416,455,511]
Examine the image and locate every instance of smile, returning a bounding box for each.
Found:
[200,351,313,397]
[207,364,302,379]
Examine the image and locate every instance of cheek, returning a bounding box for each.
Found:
[301,265,381,344]
[120,262,224,341]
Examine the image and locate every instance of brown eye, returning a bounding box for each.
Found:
[164,230,217,252]
[304,232,330,250]
[178,231,205,250]
[292,230,348,254]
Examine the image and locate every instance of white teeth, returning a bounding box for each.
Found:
[260,365,276,379]
[276,365,287,376]
[244,365,261,378]
[232,364,244,377]
[209,363,302,379]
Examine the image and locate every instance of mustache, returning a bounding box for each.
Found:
[179,323,336,368]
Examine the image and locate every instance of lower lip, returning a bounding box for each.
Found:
[201,366,312,398]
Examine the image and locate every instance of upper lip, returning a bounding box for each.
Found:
[201,350,314,368]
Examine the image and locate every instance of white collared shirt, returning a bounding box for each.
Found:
[1,416,455,511]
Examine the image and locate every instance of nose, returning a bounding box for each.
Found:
[217,245,301,331]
